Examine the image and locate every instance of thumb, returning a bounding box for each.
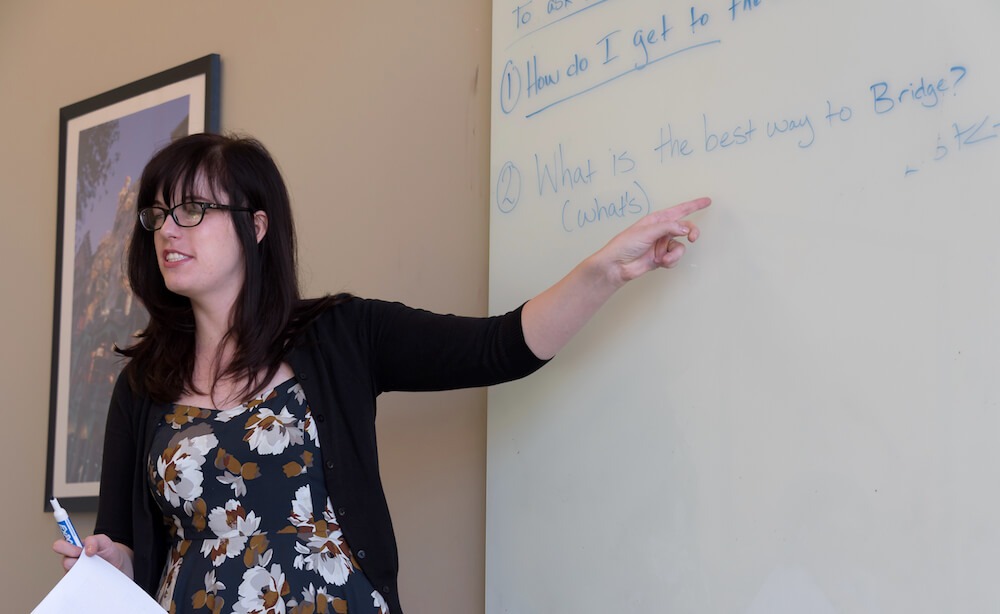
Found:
[83,534,114,558]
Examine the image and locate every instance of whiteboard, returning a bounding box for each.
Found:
[487,2,1000,613]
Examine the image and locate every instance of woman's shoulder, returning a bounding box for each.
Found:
[292,294,431,345]
[290,293,367,339]
[293,292,343,310]
[295,293,415,321]
[294,292,358,323]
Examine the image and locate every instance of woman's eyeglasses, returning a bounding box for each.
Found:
[138,201,254,231]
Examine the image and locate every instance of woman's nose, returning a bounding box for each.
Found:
[159,211,181,237]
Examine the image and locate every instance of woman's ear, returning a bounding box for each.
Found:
[254,211,269,244]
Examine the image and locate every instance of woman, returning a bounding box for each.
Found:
[53,133,710,614]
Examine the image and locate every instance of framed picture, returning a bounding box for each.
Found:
[46,55,221,511]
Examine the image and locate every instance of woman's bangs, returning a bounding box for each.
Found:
[141,141,229,208]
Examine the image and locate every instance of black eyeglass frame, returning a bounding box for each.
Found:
[138,201,254,231]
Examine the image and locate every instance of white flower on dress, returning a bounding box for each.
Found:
[200,500,262,567]
[233,563,289,614]
[204,569,226,593]
[287,583,330,612]
[286,485,315,529]
[302,408,318,447]
[372,589,390,613]
[243,406,304,455]
[155,550,183,609]
[217,471,248,497]
[215,405,249,423]
[286,486,353,586]
[170,515,186,541]
[290,383,306,406]
[156,433,218,507]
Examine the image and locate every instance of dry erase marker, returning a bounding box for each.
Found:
[50,497,83,547]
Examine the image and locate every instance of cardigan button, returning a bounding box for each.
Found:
[325,460,335,470]
[356,550,366,559]
[382,585,391,594]
[316,414,326,423]
[338,507,347,517]
[298,372,308,381]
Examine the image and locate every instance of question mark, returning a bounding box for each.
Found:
[950,65,967,92]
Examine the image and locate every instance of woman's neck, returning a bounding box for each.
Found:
[187,300,242,406]
[181,294,291,409]
[191,298,235,348]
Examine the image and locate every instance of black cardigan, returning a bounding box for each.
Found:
[94,297,547,614]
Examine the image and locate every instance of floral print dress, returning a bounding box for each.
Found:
[148,378,389,614]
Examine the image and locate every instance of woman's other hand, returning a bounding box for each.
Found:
[52,534,135,579]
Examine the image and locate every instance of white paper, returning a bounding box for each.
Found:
[32,552,164,613]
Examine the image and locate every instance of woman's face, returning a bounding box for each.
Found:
[152,172,247,312]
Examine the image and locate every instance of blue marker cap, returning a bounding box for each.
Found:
[51,497,83,548]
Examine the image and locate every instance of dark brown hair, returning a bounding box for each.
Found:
[118,133,342,403]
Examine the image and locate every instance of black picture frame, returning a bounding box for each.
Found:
[46,55,221,511]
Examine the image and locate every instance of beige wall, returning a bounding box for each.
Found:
[0,2,494,612]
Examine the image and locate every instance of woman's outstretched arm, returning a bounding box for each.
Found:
[521,197,711,360]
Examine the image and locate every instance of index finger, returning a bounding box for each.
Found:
[52,539,82,557]
[660,197,711,220]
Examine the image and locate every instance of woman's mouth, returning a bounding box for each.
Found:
[164,251,190,263]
